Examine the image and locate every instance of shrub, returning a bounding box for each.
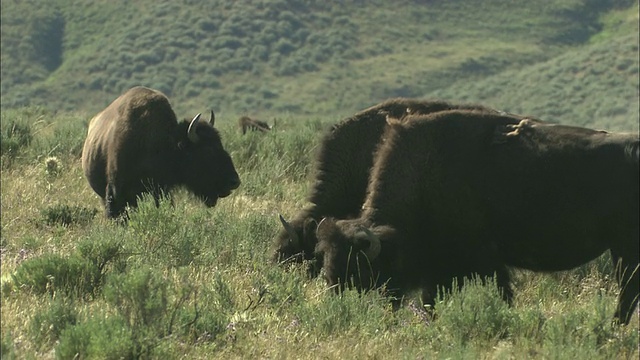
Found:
[1,120,33,159]
[171,274,229,341]
[39,204,98,227]
[433,276,514,345]
[12,254,101,297]
[127,195,203,268]
[49,119,87,158]
[1,333,16,359]
[103,268,168,330]
[28,298,77,349]
[56,315,137,360]
[294,287,391,336]
[10,234,123,298]
[76,235,126,276]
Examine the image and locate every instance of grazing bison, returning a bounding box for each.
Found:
[82,86,241,218]
[314,110,639,324]
[239,116,272,134]
[275,98,502,273]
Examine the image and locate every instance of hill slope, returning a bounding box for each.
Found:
[2,0,636,120]
[427,33,639,132]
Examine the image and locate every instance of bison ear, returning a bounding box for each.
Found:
[302,218,319,244]
[356,226,381,260]
[279,214,300,247]
[209,110,215,127]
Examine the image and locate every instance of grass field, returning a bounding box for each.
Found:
[1,0,638,358]
[1,107,638,359]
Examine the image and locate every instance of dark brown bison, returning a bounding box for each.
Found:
[314,110,639,324]
[275,98,502,273]
[82,86,241,218]
[239,116,271,134]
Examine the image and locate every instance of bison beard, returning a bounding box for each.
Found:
[82,86,241,219]
[314,110,639,325]
[273,98,504,274]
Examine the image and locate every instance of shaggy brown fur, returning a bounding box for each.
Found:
[82,86,240,218]
[273,98,502,275]
[315,110,639,325]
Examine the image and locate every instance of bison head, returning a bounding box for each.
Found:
[315,217,396,294]
[178,111,240,206]
[275,213,323,277]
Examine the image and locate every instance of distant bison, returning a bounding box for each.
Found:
[239,116,272,134]
[275,98,502,274]
[82,86,241,218]
[315,110,639,325]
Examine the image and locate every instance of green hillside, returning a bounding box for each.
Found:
[2,0,637,124]
[428,33,639,132]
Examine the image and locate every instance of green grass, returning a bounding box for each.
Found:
[1,109,638,359]
[1,1,638,358]
[590,2,640,43]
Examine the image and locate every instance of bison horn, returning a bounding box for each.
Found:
[358,226,381,260]
[188,113,202,143]
[279,214,300,247]
[209,110,215,126]
[316,217,327,230]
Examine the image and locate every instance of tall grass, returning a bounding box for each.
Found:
[1,108,637,359]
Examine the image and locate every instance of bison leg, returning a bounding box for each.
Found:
[416,288,436,322]
[494,266,513,306]
[475,264,513,305]
[420,283,438,310]
[150,185,172,208]
[388,288,407,311]
[105,183,127,219]
[461,243,514,305]
[611,247,639,325]
[105,183,142,220]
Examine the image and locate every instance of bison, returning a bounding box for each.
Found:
[314,110,639,325]
[239,116,272,134]
[82,86,241,218]
[275,98,503,274]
